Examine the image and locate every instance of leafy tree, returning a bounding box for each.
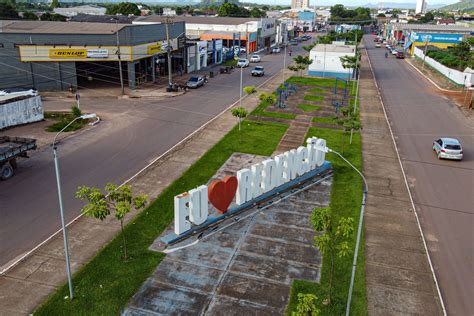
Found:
[419,11,434,23]
[258,91,277,105]
[340,54,360,79]
[106,2,140,16]
[312,207,354,304]
[76,183,148,260]
[40,12,67,21]
[50,0,59,9]
[377,13,386,17]
[292,293,320,316]
[336,107,362,146]
[22,11,38,20]
[0,2,18,19]
[218,2,249,17]
[175,6,183,15]
[292,55,313,76]
[231,107,248,132]
[250,7,265,18]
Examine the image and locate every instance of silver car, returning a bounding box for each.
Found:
[186,76,205,89]
[433,138,463,160]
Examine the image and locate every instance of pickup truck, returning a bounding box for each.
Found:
[0,136,37,180]
[251,66,265,77]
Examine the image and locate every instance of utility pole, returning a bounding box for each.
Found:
[353,31,358,95]
[246,23,249,57]
[165,17,173,89]
[239,64,243,108]
[114,18,125,95]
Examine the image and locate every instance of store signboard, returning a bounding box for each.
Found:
[49,49,87,59]
[20,45,129,62]
[87,49,109,58]
[147,43,162,54]
[411,32,464,44]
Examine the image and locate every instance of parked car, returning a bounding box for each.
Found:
[237,59,250,67]
[391,49,398,55]
[433,138,463,160]
[272,47,281,53]
[396,51,405,59]
[250,54,261,63]
[290,40,298,46]
[251,66,265,77]
[186,76,206,89]
[386,45,392,50]
[0,88,38,98]
[375,43,381,48]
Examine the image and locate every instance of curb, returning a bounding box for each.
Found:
[404,58,460,93]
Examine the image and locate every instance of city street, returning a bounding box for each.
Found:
[0,44,305,269]
[364,36,474,315]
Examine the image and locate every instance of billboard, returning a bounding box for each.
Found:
[411,32,464,44]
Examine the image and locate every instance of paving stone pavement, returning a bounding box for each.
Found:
[122,153,332,315]
[359,46,443,315]
[275,114,313,154]
[0,71,285,316]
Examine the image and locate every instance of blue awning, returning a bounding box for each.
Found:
[404,40,412,50]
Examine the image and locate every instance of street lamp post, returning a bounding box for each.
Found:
[239,64,243,108]
[52,113,97,300]
[282,44,287,83]
[165,17,173,89]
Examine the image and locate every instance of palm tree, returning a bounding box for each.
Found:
[339,54,360,79]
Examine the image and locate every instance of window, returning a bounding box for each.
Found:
[445,144,461,150]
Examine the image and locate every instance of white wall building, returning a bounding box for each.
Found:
[53,5,106,17]
[308,44,356,79]
[416,0,428,14]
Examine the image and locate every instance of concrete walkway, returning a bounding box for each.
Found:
[0,71,285,315]
[359,46,443,315]
[275,114,312,153]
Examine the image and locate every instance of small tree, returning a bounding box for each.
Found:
[258,91,277,105]
[292,293,320,316]
[311,207,354,304]
[231,107,248,131]
[76,183,148,260]
[293,55,313,76]
[336,107,361,146]
[71,105,81,118]
[244,85,258,103]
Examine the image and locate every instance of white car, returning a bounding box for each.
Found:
[272,47,281,53]
[250,55,261,63]
[0,88,38,98]
[237,59,250,67]
[433,138,463,160]
[375,43,381,48]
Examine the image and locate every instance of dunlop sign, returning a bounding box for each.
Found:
[147,43,162,55]
[49,49,88,59]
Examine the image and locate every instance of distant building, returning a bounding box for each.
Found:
[53,5,106,17]
[292,0,310,10]
[308,44,356,79]
[415,0,427,14]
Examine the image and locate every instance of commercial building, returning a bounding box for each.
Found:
[135,16,281,52]
[0,20,185,91]
[385,23,472,54]
[308,44,356,79]
[53,5,106,17]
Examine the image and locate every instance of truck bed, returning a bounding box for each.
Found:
[0,136,37,163]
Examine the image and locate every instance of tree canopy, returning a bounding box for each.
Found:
[330,4,372,24]
[106,2,141,16]
[0,2,18,19]
[218,2,250,17]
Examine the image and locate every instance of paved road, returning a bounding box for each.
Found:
[365,36,474,315]
[0,44,306,269]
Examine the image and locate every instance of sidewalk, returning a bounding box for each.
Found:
[0,68,285,315]
[359,46,444,315]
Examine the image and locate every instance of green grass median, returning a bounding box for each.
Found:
[286,127,367,315]
[35,120,288,316]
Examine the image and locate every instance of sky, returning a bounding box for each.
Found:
[246,0,460,5]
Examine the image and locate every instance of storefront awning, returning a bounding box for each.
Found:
[200,31,248,41]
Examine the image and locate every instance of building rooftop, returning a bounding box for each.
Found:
[0,20,130,34]
[69,14,137,24]
[390,22,473,33]
[134,15,262,25]
[311,44,356,54]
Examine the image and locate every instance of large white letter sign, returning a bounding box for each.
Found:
[296,146,309,176]
[174,193,191,235]
[262,159,277,193]
[274,154,285,187]
[236,168,252,205]
[284,149,298,180]
[307,137,318,170]
[315,138,327,167]
[251,163,264,198]
[189,185,208,225]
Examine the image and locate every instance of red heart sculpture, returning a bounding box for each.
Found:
[208,176,238,214]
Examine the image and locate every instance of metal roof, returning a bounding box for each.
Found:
[135,15,261,25]
[390,23,473,33]
[311,44,356,54]
[0,20,130,34]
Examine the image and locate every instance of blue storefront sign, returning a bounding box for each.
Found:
[411,32,464,44]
